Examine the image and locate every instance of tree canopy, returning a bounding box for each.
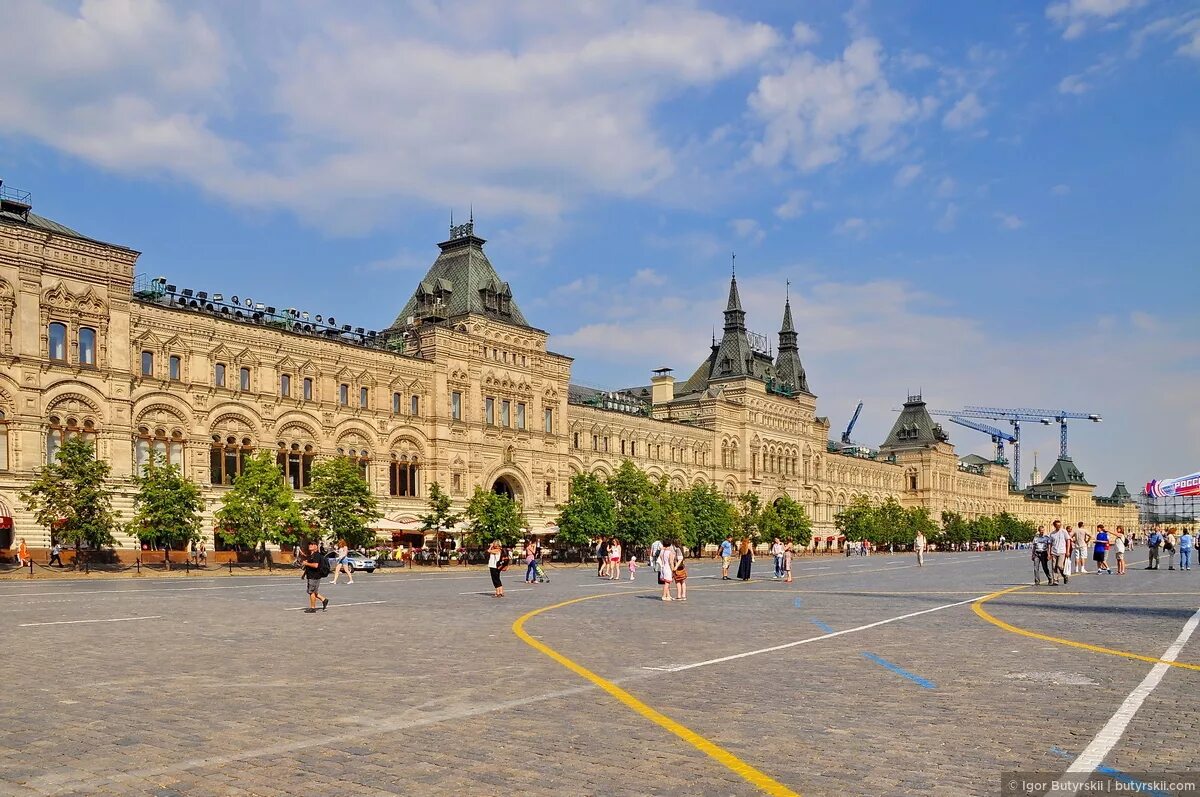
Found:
[555,472,615,549]
[302,456,381,549]
[127,451,203,564]
[607,460,663,549]
[20,436,120,563]
[465,486,524,548]
[214,451,306,550]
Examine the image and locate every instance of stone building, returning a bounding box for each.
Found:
[0,191,1137,556]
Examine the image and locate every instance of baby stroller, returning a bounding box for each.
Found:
[535,560,550,583]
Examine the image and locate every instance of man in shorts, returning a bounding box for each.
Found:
[719,535,734,580]
[1072,521,1090,574]
[299,540,330,614]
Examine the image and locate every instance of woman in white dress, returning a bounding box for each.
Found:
[659,543,676,601]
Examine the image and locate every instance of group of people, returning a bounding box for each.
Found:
[1027,521,1197,584]
[716,535,796,582]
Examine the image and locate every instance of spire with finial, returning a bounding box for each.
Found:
[774,279,808,393]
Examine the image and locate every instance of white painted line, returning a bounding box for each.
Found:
[457,588,534,595]
[1052,605,1200,790]
[809,566,832,570]
[665,594,985,672]
[283,601,386,611]
[19,615,162,627]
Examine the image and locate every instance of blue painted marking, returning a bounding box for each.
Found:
[810,619,834,633]
[793,597,803,608]
[861,652,936,689]
[1048,747,1168,797]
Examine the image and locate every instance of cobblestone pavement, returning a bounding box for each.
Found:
[0,550,1196,796]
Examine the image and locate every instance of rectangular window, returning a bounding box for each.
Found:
[78,327,96,366]
[544,408,553,434]
[48,323,67,361]
[339,384,349,405]
[621,440,626,456]
[592,434,598,451]
[393,392,402,414]
[303,377,313,401]
[500,400,510,427]
[631,441,637,457]
[451,391,462,421]
[215,363,226,387]
[485,397,495,425]
[545,480,553,498]
[604,436,609,453]
[516,402,525,430]
[410,395,419,416]
[280,374,291,397]
[572,432,579,449]
[240,367,251,391]
[141,351,154,376]
[169,355,181,381]
[360,387,369,408]
[451,472,462,493]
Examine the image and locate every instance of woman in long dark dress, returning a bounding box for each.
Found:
[736,538,754,581]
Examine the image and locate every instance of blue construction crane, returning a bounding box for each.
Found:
[841,401,864,445]
[947,416,1017,467]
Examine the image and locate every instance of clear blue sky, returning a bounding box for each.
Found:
[2,0,1197,491]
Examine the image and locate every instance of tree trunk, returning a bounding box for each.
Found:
[74,541,81,572]
[164,547,172,571]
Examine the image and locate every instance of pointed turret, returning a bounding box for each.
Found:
[774,297,810,394]
[710,273,754,379]
[880,394,951,452]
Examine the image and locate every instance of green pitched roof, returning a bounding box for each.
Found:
[1035,456,1094,489]
[0,208,132,250]
[391,224,530,330]
[880,395,950,451]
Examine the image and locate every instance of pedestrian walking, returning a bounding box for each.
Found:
[649,538,663,577]
[771,537,785,579]
[524,539,538,584]
[719,535,733,580]
[597,536,610,578]
[628,555,638,581]
[48,542,63,567]
[658,541,676,601]
[608,538,622,581]
[1166,528,1178,570]
[783,539,794,583]
[197,540,208,566]
[1114,527,1128,575]
[914,530,927,567]
[1146,528,1163,570]
[1032,526,1052,585]
[298,541,329,613]
[1179,529,1193,571]
[16,538,28,567]
[329,539,353,585]
[671,540,687,601]
[487,539,507,598]
[736,537,754,581]
[1072,522,1090,575]
[1049,520,1071,585]
[1093,525,1111,574]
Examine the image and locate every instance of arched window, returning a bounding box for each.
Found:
[48,322,67,361]
[389,453,419,497]
[135,426,184,471]
[210,435,254,485]
[47,415,97,463]
[338,447,370,481]
[277,441,315,490]
[78,327,97,366]
[0,409,8,470]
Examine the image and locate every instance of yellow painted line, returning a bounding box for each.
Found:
[973,586,1200,672]
[513,594,801,797]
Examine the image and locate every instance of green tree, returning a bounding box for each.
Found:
[996,511,1036,544]
[126,451,203,569]
[556,472,616,561]
[607,460,662,550]
[771,495,813,547]
[735,492,764,542]
[836,495,877,543]
[680,483,735,552]
[420,482,461,566]
[941,511,970,548]
[302,457,381,550]
[20,436,120,569]
[905,507,939,549]
[465,486,524,548]
[874,497,909,548]
[214,451,306,557]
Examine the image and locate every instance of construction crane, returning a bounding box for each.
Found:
[946,416,1017,475]
[841,401,864,445]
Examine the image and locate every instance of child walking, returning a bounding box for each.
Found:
[628,555,638,581]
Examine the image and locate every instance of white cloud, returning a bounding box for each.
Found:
[0,1,780,231]
[935,177,958,198]
[894,163,923,188]
[935,203,960,232]
[942,92,986,130]
[774,190,810,220]
[631,268,666,287]
[1131,14,1200,59]
[1052,183,1072,195]
[833,217,870,239]
[995,212,1025,230]
[749,38,921,172]
[1046,0,1146,40]
[792,22,820,46]
[898,50,934,71]
[1058,74,1091,94]
[731,218,766,245]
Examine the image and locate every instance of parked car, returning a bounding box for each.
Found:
[324,550,377,573]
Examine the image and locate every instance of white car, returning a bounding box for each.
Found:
[324,550,377,573]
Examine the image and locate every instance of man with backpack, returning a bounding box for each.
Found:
[299,540,330,613]
[1032,526,1052,585]
[1146,528,1163,570]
